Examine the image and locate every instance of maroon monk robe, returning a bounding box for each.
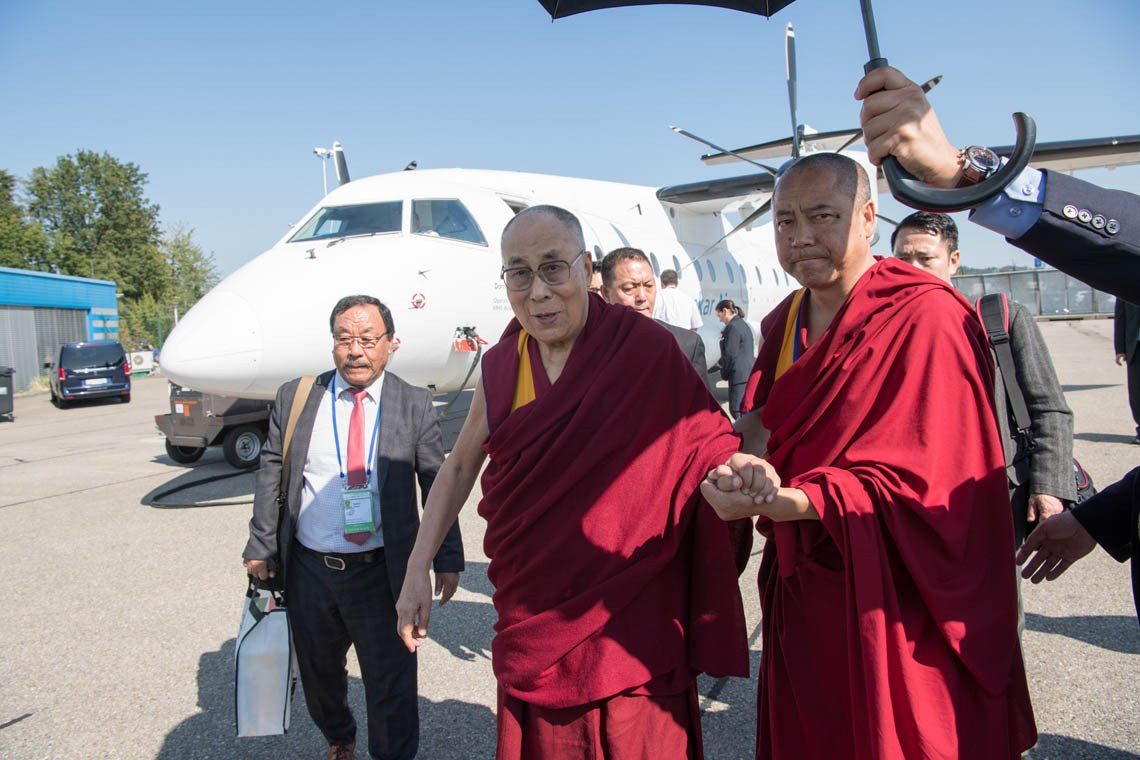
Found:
[742,259,1036,760]
[480,294,749,759]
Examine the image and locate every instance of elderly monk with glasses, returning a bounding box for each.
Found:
[396,205,747,759]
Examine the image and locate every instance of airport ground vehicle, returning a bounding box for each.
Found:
[48,341,131,408]
[154,383,270,469]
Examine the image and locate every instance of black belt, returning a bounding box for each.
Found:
[296,541,384,571]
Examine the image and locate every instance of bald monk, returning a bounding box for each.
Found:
[701,154,1037,759]
[395,205,748,759]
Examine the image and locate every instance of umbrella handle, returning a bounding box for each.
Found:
[863,55,1037,213]
[881,112,1037,212]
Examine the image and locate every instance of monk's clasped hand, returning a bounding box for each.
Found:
[708,453,781,504]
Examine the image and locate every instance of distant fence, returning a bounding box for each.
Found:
[953,269,1116,317]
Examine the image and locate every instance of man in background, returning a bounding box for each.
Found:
[892,211,1075,545]
[601,247,710,389]
[655,268,703,332]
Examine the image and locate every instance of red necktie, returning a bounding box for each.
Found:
[345,387,372,545]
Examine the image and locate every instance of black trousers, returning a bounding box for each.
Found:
[728,382,747,420]
[287,544,418,759]
[1128,353,1140,434]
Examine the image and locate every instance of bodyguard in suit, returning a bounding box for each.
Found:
[243,295,463,760]
[599,247,711,389]
[1115,299,1140,443]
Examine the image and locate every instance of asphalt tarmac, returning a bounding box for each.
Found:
[0,318,1136,759]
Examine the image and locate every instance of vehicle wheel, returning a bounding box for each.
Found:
[122,393,131,404]
[165,439,206,464]
[223,424,265,469]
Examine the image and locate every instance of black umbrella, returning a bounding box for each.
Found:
[536,0,1035,212]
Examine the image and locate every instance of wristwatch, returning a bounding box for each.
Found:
[955,146,1001,188]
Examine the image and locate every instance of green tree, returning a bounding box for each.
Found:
[25,150,170,300]
[0,170,51,270]
[163,223,219,318]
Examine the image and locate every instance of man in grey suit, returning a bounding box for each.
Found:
[243,295,463,760]
[893,213,1076,544]
[1115,299,1140,444]
[599,247,711,390]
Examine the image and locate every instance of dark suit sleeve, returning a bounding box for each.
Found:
[1004,171,1140,303]
[1071,467,1137,563]
[1116,300,1128,356]
[414,390,464,574]
[244,383,288,563]
[1007,303,1076,500]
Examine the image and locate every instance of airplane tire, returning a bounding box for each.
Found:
[165,440,205,464]
[223,424,265,470]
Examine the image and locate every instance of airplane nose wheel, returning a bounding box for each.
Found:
[223,424,266,469]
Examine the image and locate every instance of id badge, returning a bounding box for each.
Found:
[341,487,376,534]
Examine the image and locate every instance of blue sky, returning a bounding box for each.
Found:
[2,0,1137,275]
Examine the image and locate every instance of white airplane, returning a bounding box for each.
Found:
[159,27,1140,402]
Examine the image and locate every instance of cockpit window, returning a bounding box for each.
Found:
[289,201,403,243]
[412,199,486,246]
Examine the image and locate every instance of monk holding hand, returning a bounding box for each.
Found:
[702,154,1037,760]
[396,205,747,759]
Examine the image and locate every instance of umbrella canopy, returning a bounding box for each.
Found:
[538,1,797,19]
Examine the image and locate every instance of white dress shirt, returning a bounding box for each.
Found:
[295,371,385,553]
[655,285,704,330]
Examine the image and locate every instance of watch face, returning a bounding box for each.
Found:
[966,146,1000,172]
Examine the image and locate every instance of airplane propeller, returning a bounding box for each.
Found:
[786,23,800,162]
[669,126,779,176]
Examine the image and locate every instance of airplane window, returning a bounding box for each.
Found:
[707,260,717,283]
[773,268,780,284]
[725,262,734,283]
[412,199,487,245]
[783,271,790,286]
[740,264,747,283]
[649,252,661,276]
[672,255,681,273]
[289,201,403,242]
[694,262,703,282]
[755,267,763,284]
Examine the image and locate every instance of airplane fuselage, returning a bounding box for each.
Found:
[160,166,825,400]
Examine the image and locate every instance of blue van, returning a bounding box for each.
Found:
[49,341,131,407]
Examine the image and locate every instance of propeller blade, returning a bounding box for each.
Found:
[669,125,780,176]
[684,199,774,270]
[786,23,799,161]
[834,75,943,154]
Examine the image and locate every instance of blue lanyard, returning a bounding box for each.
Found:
[329,375,382,485]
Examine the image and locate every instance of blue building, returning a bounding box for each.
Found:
[0,267,119,391]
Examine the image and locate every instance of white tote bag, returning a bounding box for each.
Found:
[234,580,298,737]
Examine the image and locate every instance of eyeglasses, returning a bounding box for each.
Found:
[333,334,389,350]
[501,250,586,292]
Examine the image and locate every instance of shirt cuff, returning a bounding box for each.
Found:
[968,165,1045,239]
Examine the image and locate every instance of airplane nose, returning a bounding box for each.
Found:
[160,290,262,395]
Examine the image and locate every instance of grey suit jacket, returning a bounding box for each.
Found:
[992,300,1076,504]
[243,369,463,600]
[656,319,711,391]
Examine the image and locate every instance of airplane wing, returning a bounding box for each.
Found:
[656,171,775,206]
[680,132,1140,202]
[699,128,862,165]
